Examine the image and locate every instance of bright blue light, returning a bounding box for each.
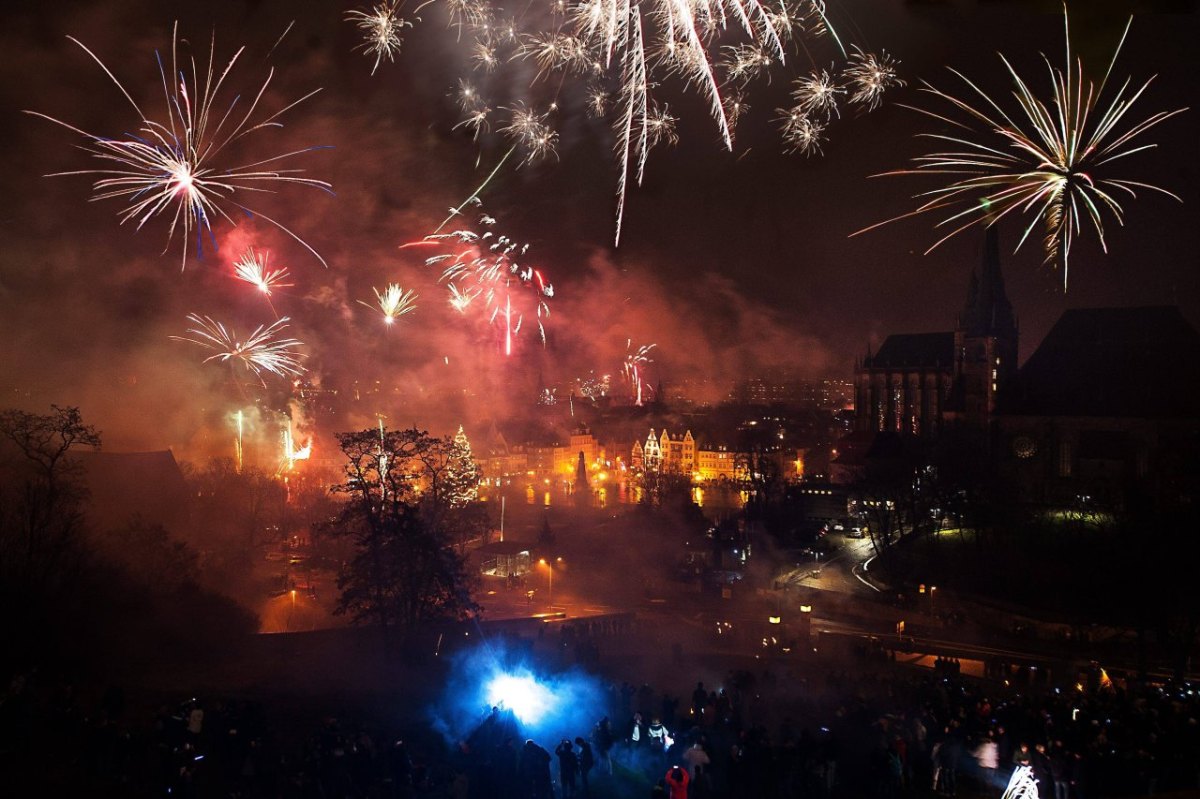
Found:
[486,673,554,724]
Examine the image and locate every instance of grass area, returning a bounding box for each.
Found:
[871,522,1131,622]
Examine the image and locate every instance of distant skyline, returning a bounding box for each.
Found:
[1,0,1196,453]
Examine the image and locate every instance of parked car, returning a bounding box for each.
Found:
[846,525,865,539]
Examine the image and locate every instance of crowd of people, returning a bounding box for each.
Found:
[3,635,1200,798]
[431,658,1200,799]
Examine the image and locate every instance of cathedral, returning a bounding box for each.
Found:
[848,228,1200,509]
[854,227,1018,436]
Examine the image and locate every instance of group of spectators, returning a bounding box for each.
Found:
[3,636,1200,798]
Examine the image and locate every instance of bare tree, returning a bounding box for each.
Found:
[846,435,932,554]
[0,405,101,592]
[326,427,478,640]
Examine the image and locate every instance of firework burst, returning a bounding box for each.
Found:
[395,0,898,243]
[173,314,306,378]
[501,104,560,166]
[26,24,332,270]
[233,247,292,296]
[860,9,1185,288]
[777,108,825,155]
[346,2,414,75]
[360,284,418,325]
[421,203,554,356]
[843,46,904,110]
[791,67,843,118]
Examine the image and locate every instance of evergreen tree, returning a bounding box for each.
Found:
[444,425,482,508]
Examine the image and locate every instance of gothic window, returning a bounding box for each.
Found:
[1057,440,1073,478]
[891,383,902,432]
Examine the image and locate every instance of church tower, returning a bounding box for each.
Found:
[950,225,1018,426]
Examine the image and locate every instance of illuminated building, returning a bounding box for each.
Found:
[854,227,1017,436]
[695,443,738,481]
[731,374,855,410]
[633,428,695,474]
[632,429,748,482]
[568,425,599,469]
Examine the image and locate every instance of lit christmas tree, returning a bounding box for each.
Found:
[444,425,481,508]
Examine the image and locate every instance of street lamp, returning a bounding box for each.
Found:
[538,557,563,607]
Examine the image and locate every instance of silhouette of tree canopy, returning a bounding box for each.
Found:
[326,426,479,637]
[0,405,100,595]
[1,406,256,672]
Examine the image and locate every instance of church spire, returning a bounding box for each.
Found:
[961,224,1015,336]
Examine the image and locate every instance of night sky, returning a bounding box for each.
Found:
[0,0,1196,454]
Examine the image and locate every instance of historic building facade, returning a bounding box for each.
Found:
[996,306,1200,509]
[854,227,1018,436]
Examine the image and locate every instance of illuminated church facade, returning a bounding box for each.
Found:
[853,227,1018,436]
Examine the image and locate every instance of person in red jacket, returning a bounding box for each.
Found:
[665,764,690,799]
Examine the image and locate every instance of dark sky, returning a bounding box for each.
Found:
[0,0,1196,454]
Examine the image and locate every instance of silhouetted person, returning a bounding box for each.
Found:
[575,737,594,794]
[555,739,579,798]
[692,683,707,719]
[595,717,615,775]
[519,739,552,799]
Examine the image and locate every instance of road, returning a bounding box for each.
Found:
[248,523,1181,681]
[775,534,880,595]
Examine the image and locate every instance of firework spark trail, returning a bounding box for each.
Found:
[339,0,889,242]
[346,2,414,74]
[376,416,390,500]
[280,424,313,474]
[172,314,307,378]
[26,24,332,270]
[375,0,901,243]
[360,283,419,325]
[856,7,1185,289]
[614,8,649,245]
[420,203,554,356]
[437,0,848,243]
[622,340,655,406]
[234,409,245,473]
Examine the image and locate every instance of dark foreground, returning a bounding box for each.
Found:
[3,614,1200,799]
